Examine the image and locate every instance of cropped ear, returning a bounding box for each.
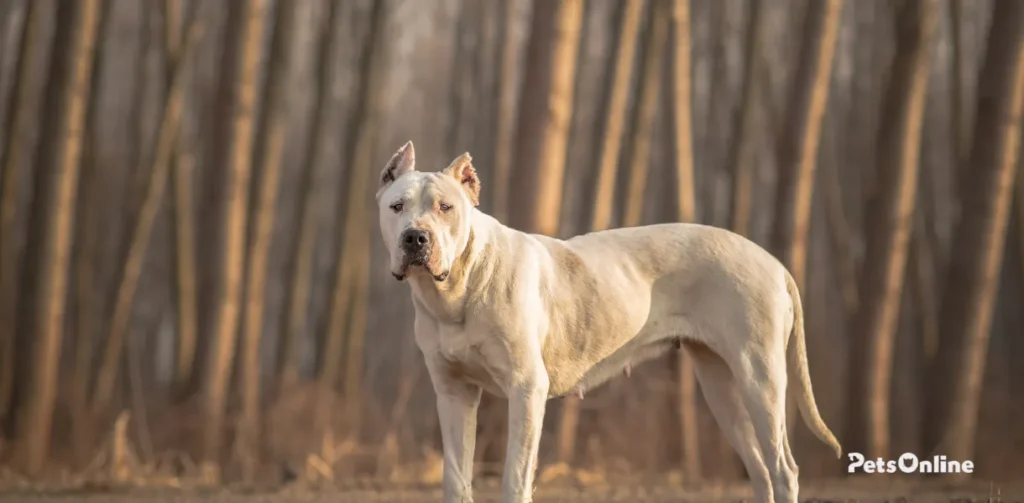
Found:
[442,152,480,206]
[379,141,416,191]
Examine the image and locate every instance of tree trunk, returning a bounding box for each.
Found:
[71,0,114,460]
[947,0,969,179]
[320,0,388,442]
[276,0,342,390]
[169,0,201,402]
[172,143,199,397]
[236,0,298,483]
[507,0,583,237]
[588,0,644,233]
[669,0,701,483]
[845,0,939,460]
[1017,157,1024,287]
[201,0,267,470]
[822,146,859,317]
[671,0,696,227]
[925,0,1024,466]
[491,0,521,223]
[621,5,668,229]
[727,0,766,237]
[0,0,46,426]
[770,0,843,293]
[910,205,940,362]
[13,0,102,474]
[554,0,644,467]
[91,20,200,420]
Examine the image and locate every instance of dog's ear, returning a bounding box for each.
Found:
[442,152,480,206]
[379,141,416,191]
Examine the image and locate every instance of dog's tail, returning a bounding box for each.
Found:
[785,272,842,458]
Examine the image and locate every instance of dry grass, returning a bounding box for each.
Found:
[2,382,1022,502]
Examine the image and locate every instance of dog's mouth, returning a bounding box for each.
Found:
[394,255,449,282]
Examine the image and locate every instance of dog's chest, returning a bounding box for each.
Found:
[429,325,508,396]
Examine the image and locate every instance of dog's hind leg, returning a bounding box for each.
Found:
[688,343,774,503]
[782,417,799,479]
[731,342,799,503]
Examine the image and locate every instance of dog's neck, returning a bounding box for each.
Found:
[407,210,491,324]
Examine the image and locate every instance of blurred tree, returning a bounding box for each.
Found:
[491,0,522,223]
[201,0,267,471]
[947,0,969,179]
[170,0,203,400]
[770,0,843,294]
[846,0,939,460]
[926,0,1024,467]
[12,0,103,474]
[277,0,341,391]
[237,0,300,483]
[322,0,389,442]
[727,0,765,237]
[508,0,583,237]
[91,9,200,422]
[622,4,668,229]
[0,0,45,426]
[589,0,643,233]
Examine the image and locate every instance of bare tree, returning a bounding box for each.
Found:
[588,0,644,233]
[0,0,46,425]
[770,0,844,293]
[491,0,522,223]
[947,0,969,177]
[277,0,342,389]
[169,0,202,399]
[845,0,939,460]
[236,0,299,482]
[12,0,103,474]
[727,0,766,236]
[172,145,199,396]
[201,0,267,470]
[621,5,668,229]
[70,0,114,460]
[508,0,584,237]
[91,16,201,420]
[925,0,1024,466]
[321,0,389,441]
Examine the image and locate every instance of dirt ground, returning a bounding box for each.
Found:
[1,479,1021,503]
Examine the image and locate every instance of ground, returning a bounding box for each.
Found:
[1,479,1021,503]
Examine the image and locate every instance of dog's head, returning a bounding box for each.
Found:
[375,141,481,282]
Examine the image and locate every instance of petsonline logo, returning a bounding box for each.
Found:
[847,452,975,474]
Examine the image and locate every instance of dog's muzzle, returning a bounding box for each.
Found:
[400,228,431,258]
[394,228,447,282]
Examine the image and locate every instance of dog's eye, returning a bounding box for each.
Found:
[439,202,452,212]
[390,202,403,213]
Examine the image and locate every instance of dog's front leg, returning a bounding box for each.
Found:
[502,371,549,503]
[428,363,482,503]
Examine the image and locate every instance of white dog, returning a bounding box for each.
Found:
[375,142,841,503]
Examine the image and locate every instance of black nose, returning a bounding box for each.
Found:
[401,229,430,251]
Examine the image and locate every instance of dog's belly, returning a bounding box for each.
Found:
[573,338,678,395]
[545,312,695,398]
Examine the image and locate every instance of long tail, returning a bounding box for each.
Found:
[785,272,842,458]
